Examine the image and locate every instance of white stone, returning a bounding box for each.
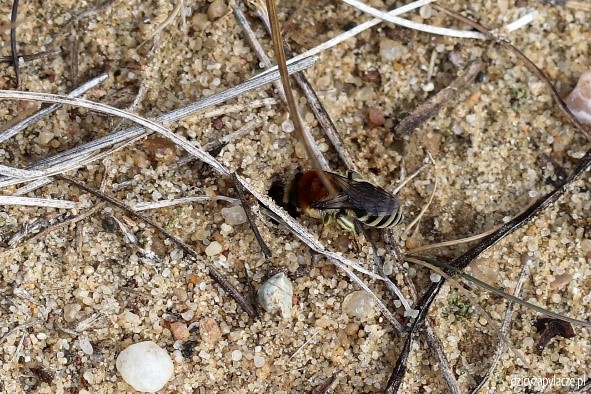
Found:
[116,341,174,393]
[221,206,247,225]
[79,338,94,355]
[231,349,242,361]
[257,273,293,319]
[379,38,404,61]
[205,241,223,256]
[342,291,376,318]
[254,355,266,368]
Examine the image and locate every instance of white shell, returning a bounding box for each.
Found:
[257,273,293,319]
[116,341,174,393]
[565,70,591,125]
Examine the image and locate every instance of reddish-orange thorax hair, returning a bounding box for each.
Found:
[296,171,337,211]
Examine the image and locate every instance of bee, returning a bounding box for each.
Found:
[268,170,403,234]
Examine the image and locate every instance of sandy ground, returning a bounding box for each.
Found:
[1,0,591,393]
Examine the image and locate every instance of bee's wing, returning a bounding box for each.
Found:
[311,173,400,216]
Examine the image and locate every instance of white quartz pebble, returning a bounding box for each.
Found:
[342,291,376,318]
[116,341,174,393]
[221,206,247,225]
[257,273,293,319]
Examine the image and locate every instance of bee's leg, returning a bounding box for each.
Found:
[335,211,357,236]
[319,211,335,237]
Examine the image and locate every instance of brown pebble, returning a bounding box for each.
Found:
[534,318,575,355]
[170,321,190,341]
[191,13,209,30]
[548,273,572,290]
[150,236,168,256]
[207,0,228,21]
[344,322,360,336]
[564,70,591,125]
[404,236,419,250]
[29,364,55,383]
[200,317,222,345]
[368,107,386,126]
[143,136,177,164]
[212,117,224,130]
[187,274,200,285]
[357,68,382,85]
[172,288,188,302]
[319,263,337,277]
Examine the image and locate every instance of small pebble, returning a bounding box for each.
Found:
[191,13,209,30]
[447,46,466,68]
[212,117,224,130]
[79,338,94,355]
[342,291,376,318]
[181,309,194,321]
[199,317,222,345]
[231,349,242,361]
[121,310,141,326]
[254,355,266,368]
[116,341,174,393]
[207,0,228,21]
[564,70,591,125]
[581,239,591,252]
[143,137,177,164]
[170,322,190,341]
[281,119,294,133]
[368,107,386,126]
[379,38,404,61]
[205,241,223,256]
[221,206,247,225]
[172,288,188,302]
[429,273,442,283]
[344,322,360,336]
[63,303,81,323]
[37,131,54,145]
[257,273,293,319]
[419,4,433,18]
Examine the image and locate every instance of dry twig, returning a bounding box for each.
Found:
[264,0,335,194]
[386,149,591,393]
[394,62,484,137]
[10,0,20,88]
[431,4,591,141]
[55,174,258,320]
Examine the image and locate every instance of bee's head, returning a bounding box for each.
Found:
[268,179,286,207]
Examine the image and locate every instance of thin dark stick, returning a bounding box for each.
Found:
[394,61,483,137]
[311,371,339,394]
[10,0,20,88]
[69,35,80,86]
[386,329,417,393]
[386,148,591,393]
[232,172,272,259]
[0,50,61,64]
[468,262,529,394]
[431,4,591,142]
[59,0,116,33]
[55,174,258,320]
[424,325,461,394]
[572,379,591,394]
[383,234,460,393]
